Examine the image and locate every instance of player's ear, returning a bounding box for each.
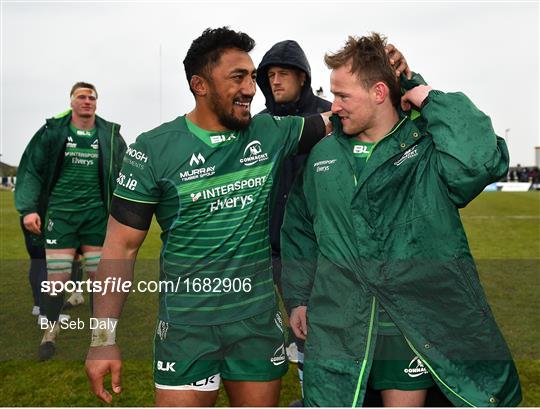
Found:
[372,82,389,104]
[190,75,208,97]
[299,71,307,87]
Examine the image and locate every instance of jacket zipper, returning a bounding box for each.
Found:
[351,296,376,407]
[404,337,476,407]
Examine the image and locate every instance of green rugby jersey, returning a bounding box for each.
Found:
[49,125,103,211]
[349,139,375,176]
[115,114,304,325]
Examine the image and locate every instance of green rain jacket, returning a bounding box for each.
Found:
[15,110,126,242]
[281,90,521,407]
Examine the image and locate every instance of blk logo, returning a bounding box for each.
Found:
[157,361,176,372]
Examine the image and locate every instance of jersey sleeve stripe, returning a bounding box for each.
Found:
[113,192,159,204]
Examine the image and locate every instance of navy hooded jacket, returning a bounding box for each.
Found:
[257,40,331,260]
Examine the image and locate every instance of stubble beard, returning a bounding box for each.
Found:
[209,90,251,131]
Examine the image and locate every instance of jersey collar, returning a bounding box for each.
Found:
[184,116,238,148]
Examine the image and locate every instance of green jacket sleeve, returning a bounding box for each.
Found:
[15,125,49,216]
[103,124,127,211]
[400,71,427,91]
[281,170,318,310]
[399,72,427,119]
[113,128,127,179]
[422,90,509,208]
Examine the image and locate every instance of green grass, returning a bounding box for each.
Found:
[0,190,538,406]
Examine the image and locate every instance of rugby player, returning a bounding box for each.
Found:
[15,82,126,360]
[84,27,407,406]
[256,39,408,406]
[281,33,521,407]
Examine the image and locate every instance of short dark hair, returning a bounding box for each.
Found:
[324,33,400,108]
[267,65,304,76]
[183,27,255,94]
[70,82,97,98]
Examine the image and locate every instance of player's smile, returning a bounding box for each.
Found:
[233,98,251,115]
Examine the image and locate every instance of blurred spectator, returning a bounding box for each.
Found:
[528,167,539,183]
[518,167,529,182]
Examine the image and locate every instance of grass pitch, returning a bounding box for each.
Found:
[0,190,538,406]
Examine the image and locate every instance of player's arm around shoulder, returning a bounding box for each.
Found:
[402,85,509,207]
[252,111,332,160]
[296,112,332,154]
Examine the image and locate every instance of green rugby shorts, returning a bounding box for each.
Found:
[153,307,288,387]
[44,207,107,249]
[368,333,434,391]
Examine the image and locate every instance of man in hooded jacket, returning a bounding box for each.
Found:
[257,40,331,288]
[257,40,332,404]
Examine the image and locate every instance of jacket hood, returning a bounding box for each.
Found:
[46,109,72,128]
[257,40,316,115]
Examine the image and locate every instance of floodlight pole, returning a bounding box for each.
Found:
[504,128,511,165]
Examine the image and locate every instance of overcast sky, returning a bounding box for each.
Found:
[1,1,538,166]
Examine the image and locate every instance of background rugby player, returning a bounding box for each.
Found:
[16,82,126,360]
